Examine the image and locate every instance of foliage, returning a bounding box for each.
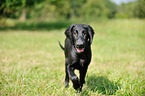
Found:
[0,0,116,19]
[0,0,45,19]
[115,0,145,18]
[134,0,145,18]
[1,0,144,20]
[80,0,116,19]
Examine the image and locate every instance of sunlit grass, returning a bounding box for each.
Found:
[0,19,145,95]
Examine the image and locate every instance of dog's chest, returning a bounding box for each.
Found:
[80,59,85,67]
[72,58,86,69]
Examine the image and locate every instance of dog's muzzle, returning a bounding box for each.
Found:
[76,44,85,53]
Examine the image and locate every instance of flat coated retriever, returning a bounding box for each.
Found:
[59,24,94,92]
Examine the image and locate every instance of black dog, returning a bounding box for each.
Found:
[59,24,94,91]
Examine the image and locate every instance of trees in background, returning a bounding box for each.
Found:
[80,0,116,19]
[0,0,44,20]
[0,0,144,20]
[115,0,145,18]
[134,0,145,18]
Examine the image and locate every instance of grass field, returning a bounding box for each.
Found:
[0,19,145,95]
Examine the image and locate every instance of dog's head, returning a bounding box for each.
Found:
[65,24,94,53]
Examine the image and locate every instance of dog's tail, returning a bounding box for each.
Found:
[58,41,64,50]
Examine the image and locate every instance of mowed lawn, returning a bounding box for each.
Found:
[0,19,145,95]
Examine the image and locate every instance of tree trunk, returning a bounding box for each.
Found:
[20,8,26,21]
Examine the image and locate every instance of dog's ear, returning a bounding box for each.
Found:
[65,24,75,42]
[85,25,94,45]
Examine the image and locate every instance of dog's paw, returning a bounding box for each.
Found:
[65,84,69,88]
[76,89,81,93]
[73,83,80,90]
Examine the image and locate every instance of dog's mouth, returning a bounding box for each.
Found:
[76,48,84,53]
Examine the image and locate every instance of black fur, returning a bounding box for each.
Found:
[59,24,94,91]
[59,41,64,50]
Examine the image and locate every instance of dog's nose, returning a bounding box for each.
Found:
[76,44,84,48]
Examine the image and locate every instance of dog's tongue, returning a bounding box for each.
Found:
[77,48,84,53]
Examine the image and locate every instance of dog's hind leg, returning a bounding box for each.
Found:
[65,63,69,88]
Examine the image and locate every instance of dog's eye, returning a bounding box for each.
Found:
[74,33,77,35]
[74,30,78,36]
[83,32,86,36]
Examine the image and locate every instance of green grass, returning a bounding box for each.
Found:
[0,19,145,95]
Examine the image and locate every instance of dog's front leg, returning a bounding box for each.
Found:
[67,65,80,90]
[79,67,88,91]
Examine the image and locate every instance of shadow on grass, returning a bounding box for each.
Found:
[81,75,121,95]
[0,21,72,31]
